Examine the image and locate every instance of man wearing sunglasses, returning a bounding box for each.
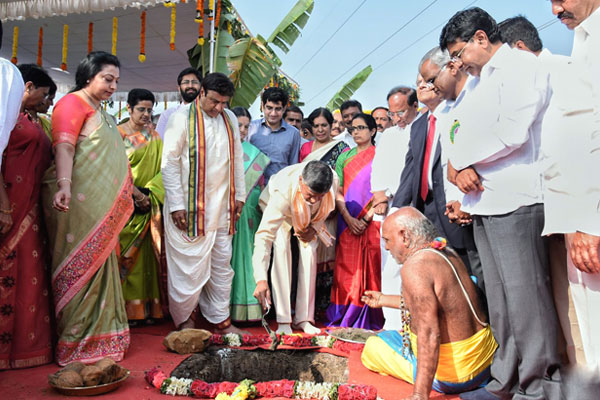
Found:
[439,7,559,400]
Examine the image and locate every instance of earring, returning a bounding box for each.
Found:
[86,80,90,83]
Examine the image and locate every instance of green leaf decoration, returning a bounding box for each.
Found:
[326,65,373,111]
[266,0,314,53]
[227,37,278,108]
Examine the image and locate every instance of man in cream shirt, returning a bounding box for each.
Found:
[253,161,337,335]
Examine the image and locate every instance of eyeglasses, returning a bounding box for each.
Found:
[348,125,369,134]
[423,64,448,89]
[180,79,200,86]
[134,106,153,114]
[453,36,475,60]
[387,110,407,118]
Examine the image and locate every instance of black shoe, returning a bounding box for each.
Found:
[459,388,500,400]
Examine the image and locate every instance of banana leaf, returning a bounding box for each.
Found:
[187,17,235,76]
[326,65,373,111]
[227,37,278,109]
[266,0,314,53]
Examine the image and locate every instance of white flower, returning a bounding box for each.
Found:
[164,377,192,396]
[294,381,335,400]
[224,333,242,347]
[312,335,336,348]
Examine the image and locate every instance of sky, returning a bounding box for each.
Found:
[232,0,574,115]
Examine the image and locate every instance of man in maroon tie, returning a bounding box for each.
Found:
[392,46,481,277]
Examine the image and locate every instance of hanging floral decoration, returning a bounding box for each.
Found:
[139,11,147,62]
[169,5,176,50]
[10,26,18,64]
[61,24,68,71]
[111,17,118,55]
[227,21,232,35]
[195,0,203,22]
[208,0,214,21]
[88,22,94,54]
[36,27,43,66]
[118,101,122,119]
[215,0,222,28]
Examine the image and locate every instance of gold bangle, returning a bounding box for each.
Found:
[0,205,13,214]
[56,177,72,186]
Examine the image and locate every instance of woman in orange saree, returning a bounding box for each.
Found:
[41,52,133,366]
[0,65,54,369]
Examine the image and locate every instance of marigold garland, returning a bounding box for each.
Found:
[195,0,203,23]
[198,24,205,45]
[61,24,68,71]
[10,26,18,64]
[215,0,222,28]
[36,27,43,66]
[139,11,146,62]
[112,17,118,55]
[208,0,214,20]
[227,21,232,35]
[88,22,93,54]
[118,101,122,119]
[169,5,176,51]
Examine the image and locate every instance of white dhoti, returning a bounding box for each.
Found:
[375,212,403,330]
[271,224,318,324]
[164,198,234,326]
[566,236,600,369]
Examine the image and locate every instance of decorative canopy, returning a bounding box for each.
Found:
[0,0,199,101]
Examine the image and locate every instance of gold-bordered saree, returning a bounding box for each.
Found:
[118,126,165,321]
[42,106,133,366]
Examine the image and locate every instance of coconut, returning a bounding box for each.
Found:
[95,358,119,383]
[56,370,84,388]
[80,365,104,386]
[60,361,86,374]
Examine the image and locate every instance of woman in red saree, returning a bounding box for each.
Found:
[41,52,133,366]
[0,65,54,369]
[327,113,383,330]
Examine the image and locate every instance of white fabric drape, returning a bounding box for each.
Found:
[1,0,173,21]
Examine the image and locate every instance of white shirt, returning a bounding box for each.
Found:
[448,44,550,216]
[370,125,410,196]
[0,58,24,170]
[161,105,245,232]
[435,75,480,204]
[333,129,356,149]
[156,103,184,139]
[541,7,600,235]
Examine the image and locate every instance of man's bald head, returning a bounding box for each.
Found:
[382,207,439,264]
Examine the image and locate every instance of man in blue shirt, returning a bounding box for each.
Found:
[248,88,301,182]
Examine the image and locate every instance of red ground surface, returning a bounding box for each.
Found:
[0,320,459,400]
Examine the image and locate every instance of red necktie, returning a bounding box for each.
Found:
[420,114,436,202]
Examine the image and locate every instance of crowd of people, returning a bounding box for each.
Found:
[0,1,599,399]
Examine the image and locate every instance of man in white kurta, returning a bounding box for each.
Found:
[162,73,245,332]
[253,161,338,335]
[370,87,419,330]
[544,0,600,369]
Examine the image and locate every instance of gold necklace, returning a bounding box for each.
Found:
[81,89,113,129]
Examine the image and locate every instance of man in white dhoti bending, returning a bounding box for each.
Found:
[253,161,338,335]
[162,72,245,333]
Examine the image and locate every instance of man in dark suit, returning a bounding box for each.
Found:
[392,47,481,284]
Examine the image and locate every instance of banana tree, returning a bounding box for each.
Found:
[326,65,373,111]
[187,0,313,109]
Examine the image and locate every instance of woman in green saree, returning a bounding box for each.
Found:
[117,88,164,323]
[42,52,133,366]
[229,107,270,322]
